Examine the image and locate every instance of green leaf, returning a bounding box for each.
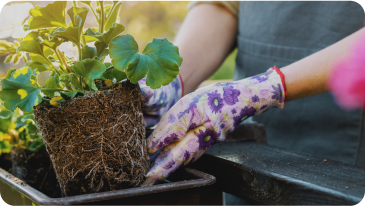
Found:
[26,54,51,72]
[36,36,64,50]
[109,35,182,89]
[0,67,42,112]
[41,74,63,98]
[0,110,14,119]
[60,89,86,99]
[102,68,127,82]
[60,73,82,90]
[28,1,68,30]
[67,6,89,30]
[0,140,12,153]
[105,2,123,31]
[84,23,125,45]
[17,32,44,56]
[82,45,96,60]
[95,41,108,59]
[50,16,83,45]
[72,59,106,90]
[27,61,50,72]
[29,136,45,151]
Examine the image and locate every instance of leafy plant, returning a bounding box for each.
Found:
[0,102,45,155]
[0,1,182,112]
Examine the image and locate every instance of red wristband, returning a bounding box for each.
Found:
[271,66,287,104]
[178,73,184,98]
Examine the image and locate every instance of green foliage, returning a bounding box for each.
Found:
[0,104,45,155]
[0,0,182,112]
[109,35,182,88]
[105,2,123,31]
[41,74,63,98]
[0,67,42,112]
[102,68,127,82]
[72,59,106,90]
[27,1,68,30]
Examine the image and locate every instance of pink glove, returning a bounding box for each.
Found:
[142,67,287,186]
[139,74,184,127]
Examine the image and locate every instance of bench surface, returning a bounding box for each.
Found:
[191,141,365,205]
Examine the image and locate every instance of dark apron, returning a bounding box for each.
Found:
[234,1,365,167]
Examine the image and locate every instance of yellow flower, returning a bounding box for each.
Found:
[50,96,63,106]
[105,79,114,87]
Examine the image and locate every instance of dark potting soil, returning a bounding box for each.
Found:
[0,153,12,172]
[34,80,150,197]
[11,148,62,197]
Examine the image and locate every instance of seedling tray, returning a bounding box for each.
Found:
[0,166,217,205]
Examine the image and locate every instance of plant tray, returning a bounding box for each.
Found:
[0,166,217,205]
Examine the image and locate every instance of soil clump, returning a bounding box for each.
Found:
[34,80,150,196]
[11,148,62,197]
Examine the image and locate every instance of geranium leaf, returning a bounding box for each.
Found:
[105,2,123,31]
[81,45,96,60]
[29,136,45,151]
[95,41,108,59]
[28,1,68,30]
[60,89,86,99]
[0,67,42,112]
[67,6,89,30]
[84,23,125,45]
[109,35,182,89]
[60,73,82,90]
[36,36,64,50]
[102,68,127,82]
[0,109,14,119]
[72,59,106,90]
[17,32,44,56]
[41,74,62,98]
[26,53,50,72]
[50,15,83,45]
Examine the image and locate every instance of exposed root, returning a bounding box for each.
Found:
[34,80,150,197]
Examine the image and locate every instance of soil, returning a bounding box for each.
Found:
[33,80,150,197]
[0,153,12,172]
[11,148,62,197]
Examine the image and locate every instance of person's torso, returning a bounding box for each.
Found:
[234,1,365,167]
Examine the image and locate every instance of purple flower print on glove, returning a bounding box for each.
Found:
[141,67,286,186]
[223,86,240,105]
[139,74,183,127]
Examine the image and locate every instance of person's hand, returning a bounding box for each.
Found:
[141,67,286,186]
[139,74,183,127]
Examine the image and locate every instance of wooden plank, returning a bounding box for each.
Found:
[191,141,365,205]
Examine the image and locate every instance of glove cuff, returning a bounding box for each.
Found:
[270,66,287,106]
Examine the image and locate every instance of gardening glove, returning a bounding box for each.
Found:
[139,74,184,128]
[141,67,286,186]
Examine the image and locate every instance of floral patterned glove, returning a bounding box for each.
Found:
[139,74,184,127]
[142,67,286,186]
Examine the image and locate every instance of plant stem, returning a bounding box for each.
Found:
[99,1,105,33]
[77,43,82,61]
[41,88,72,92]
[73,1,77,7]
[105,2,116,24]
[56,48,72,73]
[44,56,60,76]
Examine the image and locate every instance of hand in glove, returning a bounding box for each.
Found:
[139,74,183,127]
[142,67,286,186]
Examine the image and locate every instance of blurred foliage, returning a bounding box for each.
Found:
[0,1,235,81]
[0,102,45,155]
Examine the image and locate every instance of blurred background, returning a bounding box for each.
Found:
[0,1,236,82]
